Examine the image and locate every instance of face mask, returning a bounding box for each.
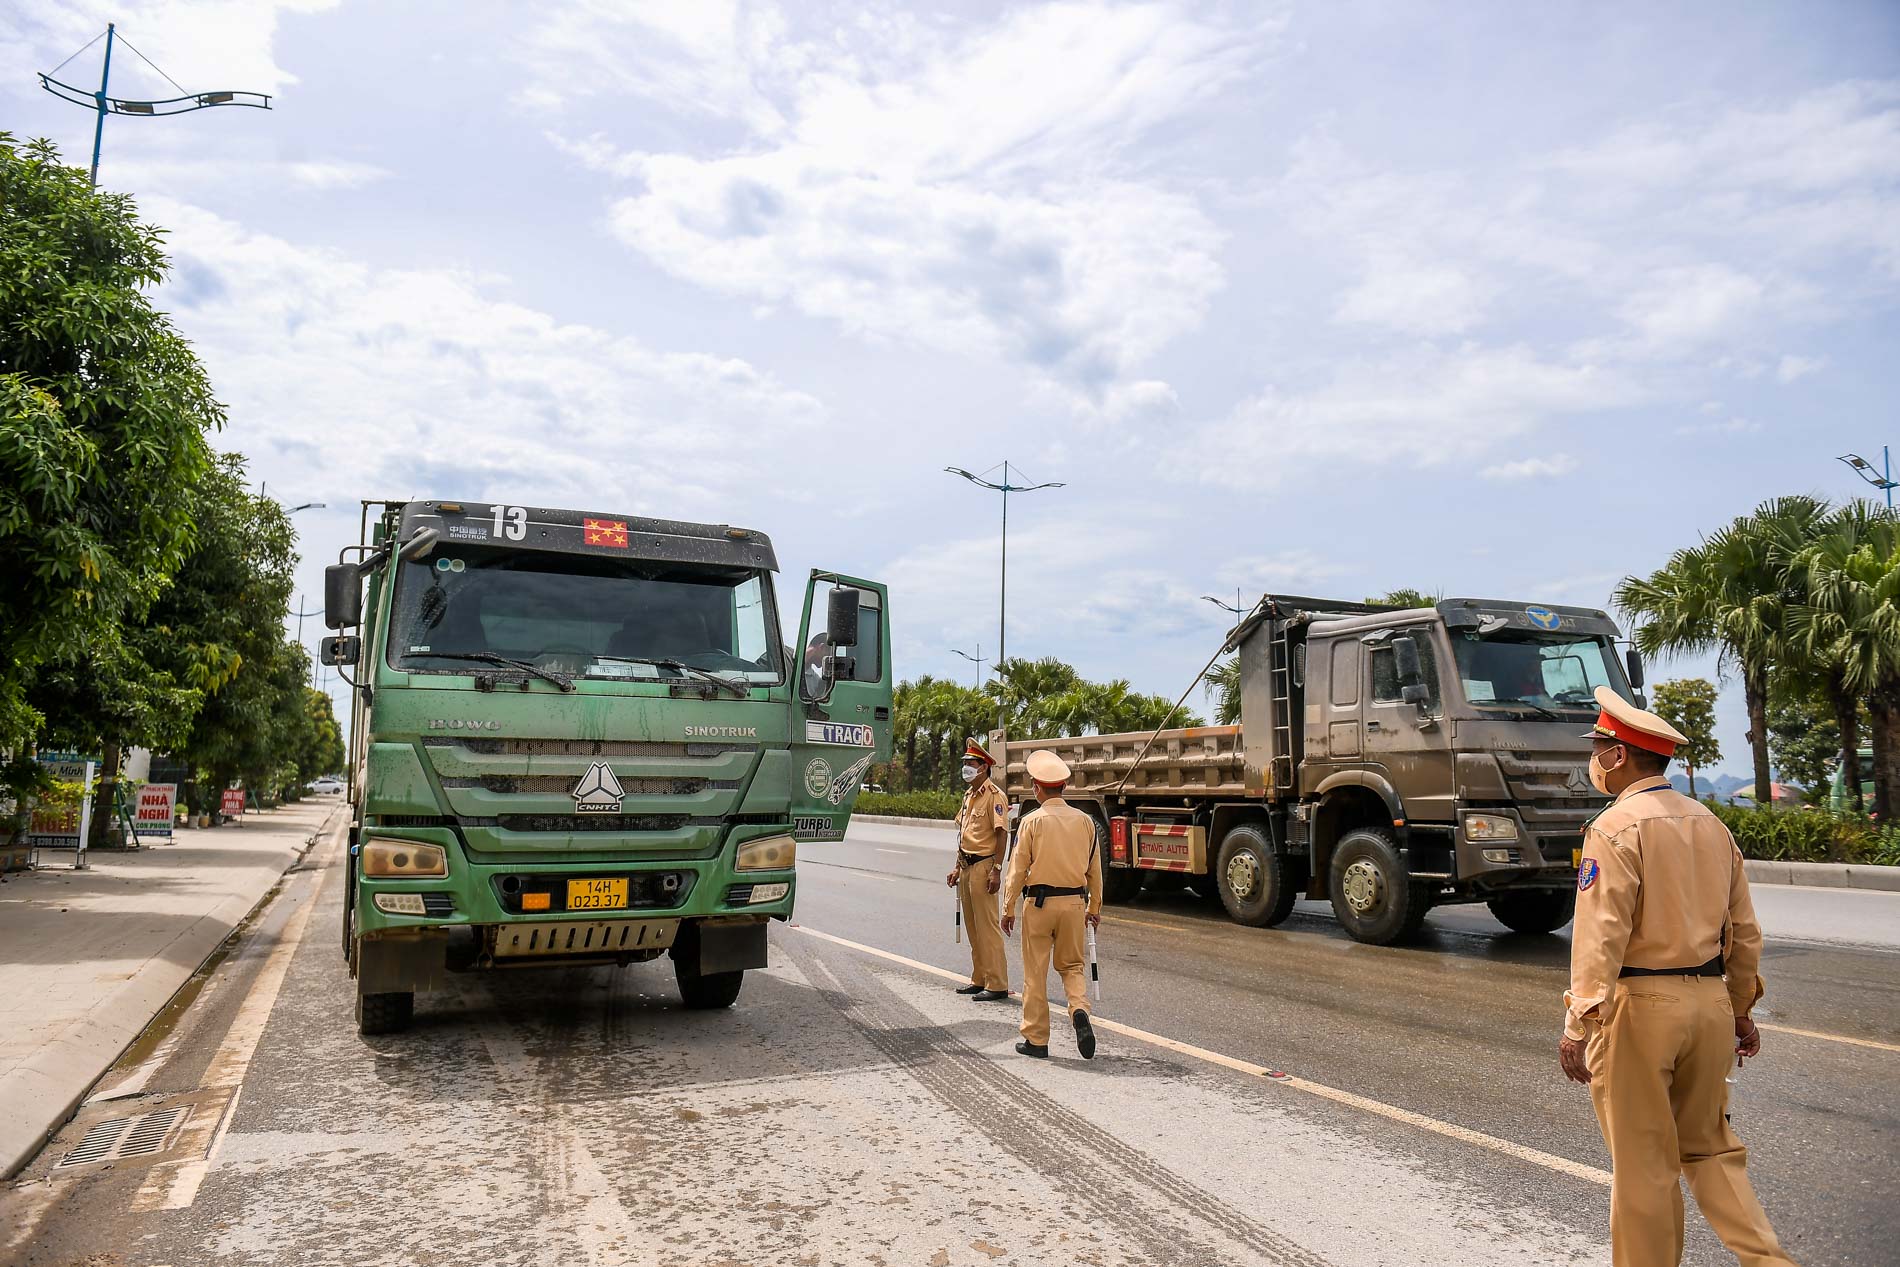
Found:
[1588,747,1623,795]
[961,763,982,784]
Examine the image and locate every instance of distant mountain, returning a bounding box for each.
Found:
[1671,771,1754,799]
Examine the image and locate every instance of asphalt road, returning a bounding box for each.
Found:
[5,817,1895,1266]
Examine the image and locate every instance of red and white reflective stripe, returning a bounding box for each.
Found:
[1134,859,1191,871]
[1137,824,1191,837]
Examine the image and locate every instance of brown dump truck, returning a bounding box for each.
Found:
[996,594,1648,945]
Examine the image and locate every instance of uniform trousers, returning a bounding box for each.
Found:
[1019,895,1088,1045]
[957,857,1008,992]
[1588,975,1796,1267]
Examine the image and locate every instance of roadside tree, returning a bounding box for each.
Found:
[1650,679,1721,798]
[0,134,221,752]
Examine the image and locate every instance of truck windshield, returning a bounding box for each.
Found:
[386,545,782,685]
[1450,632,1622,716]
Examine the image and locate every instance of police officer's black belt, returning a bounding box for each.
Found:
[1620,954,1724,978]
[1024,884,1087,907]
[959,851,995,868]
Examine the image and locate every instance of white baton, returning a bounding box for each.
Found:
[1086,924,1101,1001]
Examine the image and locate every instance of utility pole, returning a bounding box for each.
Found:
[945,462,1064,724]
[38,24,271,187]
[951,643,987,690]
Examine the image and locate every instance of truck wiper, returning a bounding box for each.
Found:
[588,655,749,698]
[1487,697,1562,720]
[410,651,576,693]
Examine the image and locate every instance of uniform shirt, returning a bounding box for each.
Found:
[1564,774,1765,1041]
[955,778,1010,860]
[1004,796,1104,916]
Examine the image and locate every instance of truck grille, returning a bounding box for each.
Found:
[425,738,753,758]
[439,775,738,796]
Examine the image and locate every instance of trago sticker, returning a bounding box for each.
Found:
[1578,857,1600,892]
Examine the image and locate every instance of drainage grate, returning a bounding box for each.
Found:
[54,1105,190,1169]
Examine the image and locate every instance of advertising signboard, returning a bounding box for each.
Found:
[27,751,96,868]
[132,783,178,841]
[220,787,247,819]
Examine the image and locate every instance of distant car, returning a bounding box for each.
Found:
[860,783,884,794]
[309,776,344,795]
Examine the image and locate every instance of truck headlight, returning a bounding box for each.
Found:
[361,838,448,877]
[736,834,795,871]
[1463,814,1519,843]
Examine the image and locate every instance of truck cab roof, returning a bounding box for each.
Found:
[391,500,777,571]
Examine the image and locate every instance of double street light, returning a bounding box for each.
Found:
[950,644,988,690]
[945,462,1064,721]
[1838,450,1896,510]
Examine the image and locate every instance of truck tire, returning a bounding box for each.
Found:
[1487,890,1576,935]
[1328,827,1432,945]
[1101,866,1144,904]
[356,989,413,1035]
[675,961,745,1010]
[1217,823,1296,927]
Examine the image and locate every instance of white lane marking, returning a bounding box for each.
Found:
[133,824,338,1212]
[875,848,906,855]
[790,924,1613,1187]
[1757,1022,1900,1054]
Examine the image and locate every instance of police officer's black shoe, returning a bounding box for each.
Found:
[955,984,986,995]
[974,988,1011,1002]
[1073,1011,1097,1060]
[1015,1041,1049,1058]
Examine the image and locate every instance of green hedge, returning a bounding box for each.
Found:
[855,791,961,820]
[1707,802,1900,867]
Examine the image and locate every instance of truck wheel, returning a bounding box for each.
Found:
[1487,890,1576,934]
[356,989,413,1035]
[1217,823,1296,928]
[1101,867,1144,904]
[1328,828,1431,945]
[676,961,745,1009]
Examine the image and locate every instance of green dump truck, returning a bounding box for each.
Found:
[321,499,891,1033]
[998,594,1646,945]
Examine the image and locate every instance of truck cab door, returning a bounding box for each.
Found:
[1364,629,1455,824]
[789,572,892,841]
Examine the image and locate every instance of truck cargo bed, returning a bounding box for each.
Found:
[995,726,1250,801]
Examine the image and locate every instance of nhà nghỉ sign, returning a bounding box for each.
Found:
[133,783,177,840]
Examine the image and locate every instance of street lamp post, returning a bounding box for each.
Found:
[293,600,323,688]
[38,23,273,187]
[945,462,1064,721]
[950,644,987,690]
[1838,450,1896,510]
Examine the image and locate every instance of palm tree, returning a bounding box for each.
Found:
[1616,496,1829,805]
[1205,657,1242,725]
[1796,504,1900,818]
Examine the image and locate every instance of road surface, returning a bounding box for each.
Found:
[5,817,1895,1266]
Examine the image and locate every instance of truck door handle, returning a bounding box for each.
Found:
[1366,720,1382,731]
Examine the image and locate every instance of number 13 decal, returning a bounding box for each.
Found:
[490,505,527,540]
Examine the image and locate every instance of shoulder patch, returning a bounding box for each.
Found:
[1578,858,1600,892]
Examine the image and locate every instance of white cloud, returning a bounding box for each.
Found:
[1172,345,1636,489]
[145,197,827,516]
[2,1,333,96]
[1672,417,1763,437]
[1777,353,1826,383]
[536,2,1276,415]
[1335,256,1492,336]
[1480,454,1577,481]
[1618,264,1764,349]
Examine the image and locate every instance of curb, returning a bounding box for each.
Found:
[1742,858,1900,893]
[853,814,956,830]
[0,804,345,1180]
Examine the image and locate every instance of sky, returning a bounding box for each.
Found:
[5,1,1899,777]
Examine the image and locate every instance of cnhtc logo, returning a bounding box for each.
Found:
[571,762,625,814]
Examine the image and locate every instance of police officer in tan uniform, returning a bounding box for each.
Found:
[1561,687,1796,1267]
[946,738,1012,1002]
[1001,750,1102,1060]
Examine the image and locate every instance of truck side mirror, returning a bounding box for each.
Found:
[1625,647,1645,689]
[829,654,857,683]
[399,527,441,561]
[827,588,861,648]
[1401,683,1430,706]
[1393,636,1423,686]
[324,563,362,629]
[320,635,360,667]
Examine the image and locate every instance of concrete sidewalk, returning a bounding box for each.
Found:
[0,798,344,1179]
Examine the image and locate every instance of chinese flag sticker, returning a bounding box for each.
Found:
[584,518,629,548]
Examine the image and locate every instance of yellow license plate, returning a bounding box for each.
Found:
[566,878,627,911]
[1572,848,1583,869]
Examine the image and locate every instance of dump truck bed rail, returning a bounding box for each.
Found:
[995,726,1249,801]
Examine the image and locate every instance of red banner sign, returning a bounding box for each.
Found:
[221,788,247,817]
